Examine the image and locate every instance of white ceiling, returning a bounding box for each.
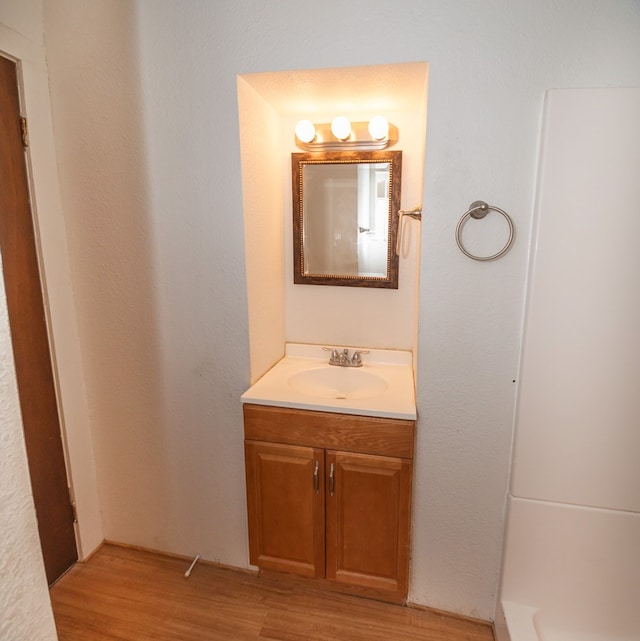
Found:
[240,61,428,117]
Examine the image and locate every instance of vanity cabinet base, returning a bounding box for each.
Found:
[243,404,414,604]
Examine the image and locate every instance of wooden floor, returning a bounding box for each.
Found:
[50,544,495,641]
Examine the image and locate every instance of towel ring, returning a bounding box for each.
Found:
[455,200,515,261]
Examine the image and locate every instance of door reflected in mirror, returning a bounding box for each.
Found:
[292,151,401,288]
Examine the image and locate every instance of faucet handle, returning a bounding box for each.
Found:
[350,350,369,367]
[322,346,341,365]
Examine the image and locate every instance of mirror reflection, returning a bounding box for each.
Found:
[292,151,402,288]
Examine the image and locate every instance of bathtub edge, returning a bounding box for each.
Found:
[500,600,539,641]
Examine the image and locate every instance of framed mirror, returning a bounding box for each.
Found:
[292,150,402,288]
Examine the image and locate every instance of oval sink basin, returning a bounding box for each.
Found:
[288,366,388,400]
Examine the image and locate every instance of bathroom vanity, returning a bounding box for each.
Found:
[241,344,416,603]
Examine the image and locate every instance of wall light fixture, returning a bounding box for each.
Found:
[294,116,398,151]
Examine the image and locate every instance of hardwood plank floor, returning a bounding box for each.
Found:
[50,544,495,641]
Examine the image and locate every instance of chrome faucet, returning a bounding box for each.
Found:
[323,347,369,367]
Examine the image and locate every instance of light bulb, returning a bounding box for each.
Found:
[331,116,351,141]
[295,120,316,144]
[368,115,389,140]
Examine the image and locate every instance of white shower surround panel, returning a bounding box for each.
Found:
[510,88,640,513]
[498,88,640,641]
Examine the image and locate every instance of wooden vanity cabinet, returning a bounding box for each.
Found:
[243,403,415,603]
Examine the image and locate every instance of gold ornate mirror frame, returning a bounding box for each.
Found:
[292,150,402,288]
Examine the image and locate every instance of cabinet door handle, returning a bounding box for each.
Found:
[313,460,319,494]
[329,463,335,496]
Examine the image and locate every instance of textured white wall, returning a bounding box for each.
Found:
[44,0,251,559]
[237,78,287,383]
[42,0,640,621]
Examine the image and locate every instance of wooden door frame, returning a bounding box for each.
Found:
[0,18,105,570]
[3,53,76,484]
[0,52,79,583]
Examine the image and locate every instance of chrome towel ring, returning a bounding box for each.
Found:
[455,200,515,261]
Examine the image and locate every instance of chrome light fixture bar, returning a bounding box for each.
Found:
[294,116,398,151]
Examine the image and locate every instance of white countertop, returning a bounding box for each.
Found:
[241,343,417,420]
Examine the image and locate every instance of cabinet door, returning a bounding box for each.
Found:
[245,440,325,577]
[325,450,412,599]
